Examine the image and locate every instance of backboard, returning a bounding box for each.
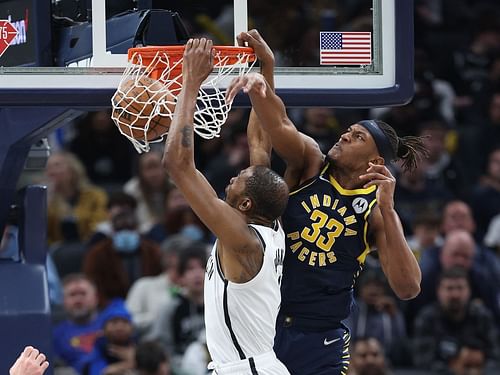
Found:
[0,0,413,108]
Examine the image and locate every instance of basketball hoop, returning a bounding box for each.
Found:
[111,45,256,153]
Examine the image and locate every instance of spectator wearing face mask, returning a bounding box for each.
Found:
[83,197,162,308]
[146,187,210,244]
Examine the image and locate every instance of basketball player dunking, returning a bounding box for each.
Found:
[227,30,427,375]
[163,38,290,375]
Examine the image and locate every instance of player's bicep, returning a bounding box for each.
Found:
[282,134,324,188]
[171,169,252,246]
[267,117,308,168]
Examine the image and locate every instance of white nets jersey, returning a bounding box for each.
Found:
[204,221,286,369]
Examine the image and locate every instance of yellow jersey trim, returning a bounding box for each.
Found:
[289,179,316,196]
[289,163,331,196]
[329,175,377,196]
[357,198,378,264]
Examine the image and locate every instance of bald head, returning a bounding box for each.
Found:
[442,201,476,235]
[440,230,476,270]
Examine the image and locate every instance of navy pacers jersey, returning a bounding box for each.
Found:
[280,161,377,323]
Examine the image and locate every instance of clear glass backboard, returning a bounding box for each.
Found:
[0,0,414,107]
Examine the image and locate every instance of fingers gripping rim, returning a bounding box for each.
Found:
[111,45,256,153]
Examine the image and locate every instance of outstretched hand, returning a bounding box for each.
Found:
[182,38,214,87]
[358,162,396,210]
[10,346,49,375]
[225,73,267,105]
[237,29,274,66]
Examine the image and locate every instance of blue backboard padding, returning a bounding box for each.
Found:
[0,263,53,375]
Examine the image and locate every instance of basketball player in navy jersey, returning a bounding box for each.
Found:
[227,30,427,375]
[163,39,290,374]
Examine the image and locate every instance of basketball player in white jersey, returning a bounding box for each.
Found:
[163,38,290,375]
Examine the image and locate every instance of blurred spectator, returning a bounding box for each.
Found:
[297,108,341,153]
[484,214,500,253]
[147,187,210,244]
[45,152,108,244]
[448,28,500,123]
[348,337,391,375]
[441,200,476,236]
[415,229,500,328]
[148,245,206,367]
[414,48,457,125]
[134,341,173,375]
[449,346,488,375]
[80,300,136,375]
[394,158,451,234]
[469,147,500,240]
[89,192,138,247]
[69,110,134,189]
[180,330,211,375]
[406,210,444,261]
[124,152,171,233]
[53,274,101,371]
[346,270,408,366]
[480,92,500,161]
[418,120,466,197]
[47,253,64,307]
[84,202,162,308]
[126,236,188,337]
[204,122,250,197]
[413,267,499,373]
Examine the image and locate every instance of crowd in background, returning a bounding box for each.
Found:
[1,0,500,374]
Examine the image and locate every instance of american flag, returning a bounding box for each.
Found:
[320,31,372,65]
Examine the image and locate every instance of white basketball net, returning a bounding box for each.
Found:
[111,48,257,153]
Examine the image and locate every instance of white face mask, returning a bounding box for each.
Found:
[181,224,204,241]
[113,230,140,253]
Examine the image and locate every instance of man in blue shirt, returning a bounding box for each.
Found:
[53,274,101,370]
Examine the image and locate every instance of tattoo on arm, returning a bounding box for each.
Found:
[180,125,193,148]
[235,244,263,282]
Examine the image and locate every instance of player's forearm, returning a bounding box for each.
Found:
[248,82,306,169]
[248,63,274,167]
[379,207,421,299]
[248,109,272,167]
[163,83,198,171]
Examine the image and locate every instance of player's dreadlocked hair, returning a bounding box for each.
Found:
[375,120,428,172]
[245,166,289,221]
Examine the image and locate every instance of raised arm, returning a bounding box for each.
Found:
[361,163,421,300]
[238,30,274,168]
[226,73,323,187]
[162,39,260,274]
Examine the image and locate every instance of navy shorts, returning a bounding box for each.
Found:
[274,316,351,375]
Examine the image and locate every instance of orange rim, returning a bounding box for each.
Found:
[128,45,255,67]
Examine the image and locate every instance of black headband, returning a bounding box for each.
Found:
[358,120,396,162]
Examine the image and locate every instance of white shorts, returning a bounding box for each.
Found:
[209,351,290,375]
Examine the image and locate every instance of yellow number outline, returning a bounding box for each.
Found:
[300,209,344,252]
